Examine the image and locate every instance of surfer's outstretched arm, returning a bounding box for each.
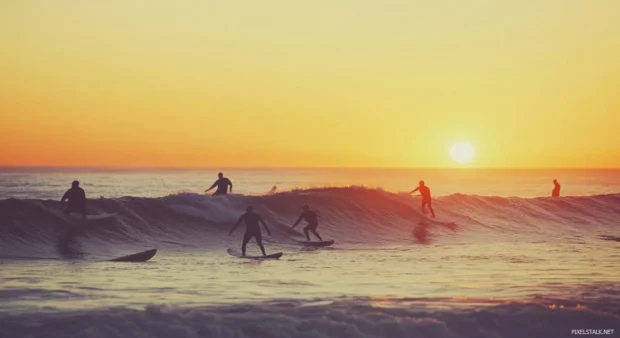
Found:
[229,215,244,235]
[410,187,420,194]
[60,190,70,208]
[228,180,233,193]
[61,190,69,203]
[205,181,218,193]
[259,216,271,236]
[292,214,303,228]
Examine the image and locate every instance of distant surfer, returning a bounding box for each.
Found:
[229,206,271,256]
[205,172,233,196]
[552,179,561,198]
[267,185,277,195]
[410,180,435,218]
[60,180,87,220]
[292,205,323,242]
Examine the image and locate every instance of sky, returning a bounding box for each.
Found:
[1,1,619,168]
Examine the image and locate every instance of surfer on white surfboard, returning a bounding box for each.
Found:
[292,205,323,242]
[60,180,87,220]
[229,206,271,257]
[205,172,233,196]
[410,180,435,218]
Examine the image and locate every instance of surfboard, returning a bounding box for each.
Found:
[293,239,335,247]
[227,248,282,260]
[109,249,157,262]
[70,213,118,221]
[419,215,457,227]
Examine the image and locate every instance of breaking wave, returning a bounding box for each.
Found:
[1,187,619,259]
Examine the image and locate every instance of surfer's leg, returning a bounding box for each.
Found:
[241,232,252,256]
[310,224,322,241]
[303,226,311,241]
[79,206,87,220]
[312,230,323,242]
[428,200,435,218]
[255,231,266,256]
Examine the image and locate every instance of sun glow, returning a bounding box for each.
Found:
[1,2,620,168]
[450,142,476,164]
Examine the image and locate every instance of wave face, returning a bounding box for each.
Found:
[1,187,619,258]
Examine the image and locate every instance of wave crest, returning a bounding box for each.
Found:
[1,187,619,258]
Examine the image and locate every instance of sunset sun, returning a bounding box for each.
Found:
[450,141,475,164]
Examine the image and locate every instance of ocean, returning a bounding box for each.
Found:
[1,167,619,338]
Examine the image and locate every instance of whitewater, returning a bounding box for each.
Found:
[1,168,619,338]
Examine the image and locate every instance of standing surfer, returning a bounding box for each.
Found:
[410,180,435,218]
[229,206,271,257]
[292,205,323,242]
[205,172,233,196]
[552,179,561,197]
[60,180,87,219]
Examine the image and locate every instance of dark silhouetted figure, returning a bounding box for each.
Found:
[61,180,87,219]
[205,172,233,196]
[552,179,561,198]
[292,205,323,242]
[229,206,271,256]
[410,180,435,218]
[267,185,277,195]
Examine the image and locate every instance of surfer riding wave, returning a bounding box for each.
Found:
[205,173,233,196]
[292,205,323,242]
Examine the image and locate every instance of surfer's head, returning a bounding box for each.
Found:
[419,180,425,187]
[246,206,254,212]
[303,204,309,211]
[218,172,223,178]
[72,180,79,188]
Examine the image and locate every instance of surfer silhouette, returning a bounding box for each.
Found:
[205,172,233,196]
[267,185,277,195]
[229,206,271,256]
[552,179,561,197]
[292,205,323,242]
[60,180,87,219]
[410,180,435,218]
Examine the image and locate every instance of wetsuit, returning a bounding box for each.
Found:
[294,210,323,241]
[419,186,432,208]
[61,187,86,218]
[300,210,318,231]
[411,185,435,218]
[210,177,232,196]
[552,182,561,197]
[237,211,266,256]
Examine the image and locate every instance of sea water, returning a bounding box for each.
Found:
[1,168,619,337]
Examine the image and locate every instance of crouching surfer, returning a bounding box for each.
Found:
[292,205,323,242]
[229,206,271,256]
[60,180,87,220]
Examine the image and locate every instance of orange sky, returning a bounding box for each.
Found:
[1,1,619,168]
